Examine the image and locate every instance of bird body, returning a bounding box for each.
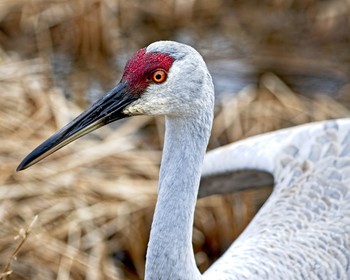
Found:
[17,41,350,279]
[202,119,350,279]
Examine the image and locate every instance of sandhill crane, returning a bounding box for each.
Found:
[18,41,350,279]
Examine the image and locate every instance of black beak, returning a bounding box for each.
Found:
[17,81,137,171]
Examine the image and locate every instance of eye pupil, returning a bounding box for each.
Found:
[151,70,167,83]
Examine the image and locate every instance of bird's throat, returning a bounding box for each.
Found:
[145,115,212,279]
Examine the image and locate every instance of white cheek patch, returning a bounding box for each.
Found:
[123,103,146,115]
[123,85,171,116]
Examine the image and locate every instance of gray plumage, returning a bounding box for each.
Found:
[141,41,214,279]
[137,42,350,279]
[202,119,350,279]
[17,41,350,279]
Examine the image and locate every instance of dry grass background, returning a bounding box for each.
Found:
[1,0,350,279]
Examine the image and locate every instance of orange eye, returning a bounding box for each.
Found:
[151,70,167,84]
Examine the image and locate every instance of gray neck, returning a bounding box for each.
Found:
[145,113,213,279]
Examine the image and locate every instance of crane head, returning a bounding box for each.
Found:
[17,41,213,171]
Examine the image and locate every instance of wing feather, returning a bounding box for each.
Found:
[201,119,350,279]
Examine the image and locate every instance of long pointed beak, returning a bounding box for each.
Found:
[17,81,137,171]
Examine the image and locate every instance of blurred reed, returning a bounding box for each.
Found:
[1,0,350,279]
